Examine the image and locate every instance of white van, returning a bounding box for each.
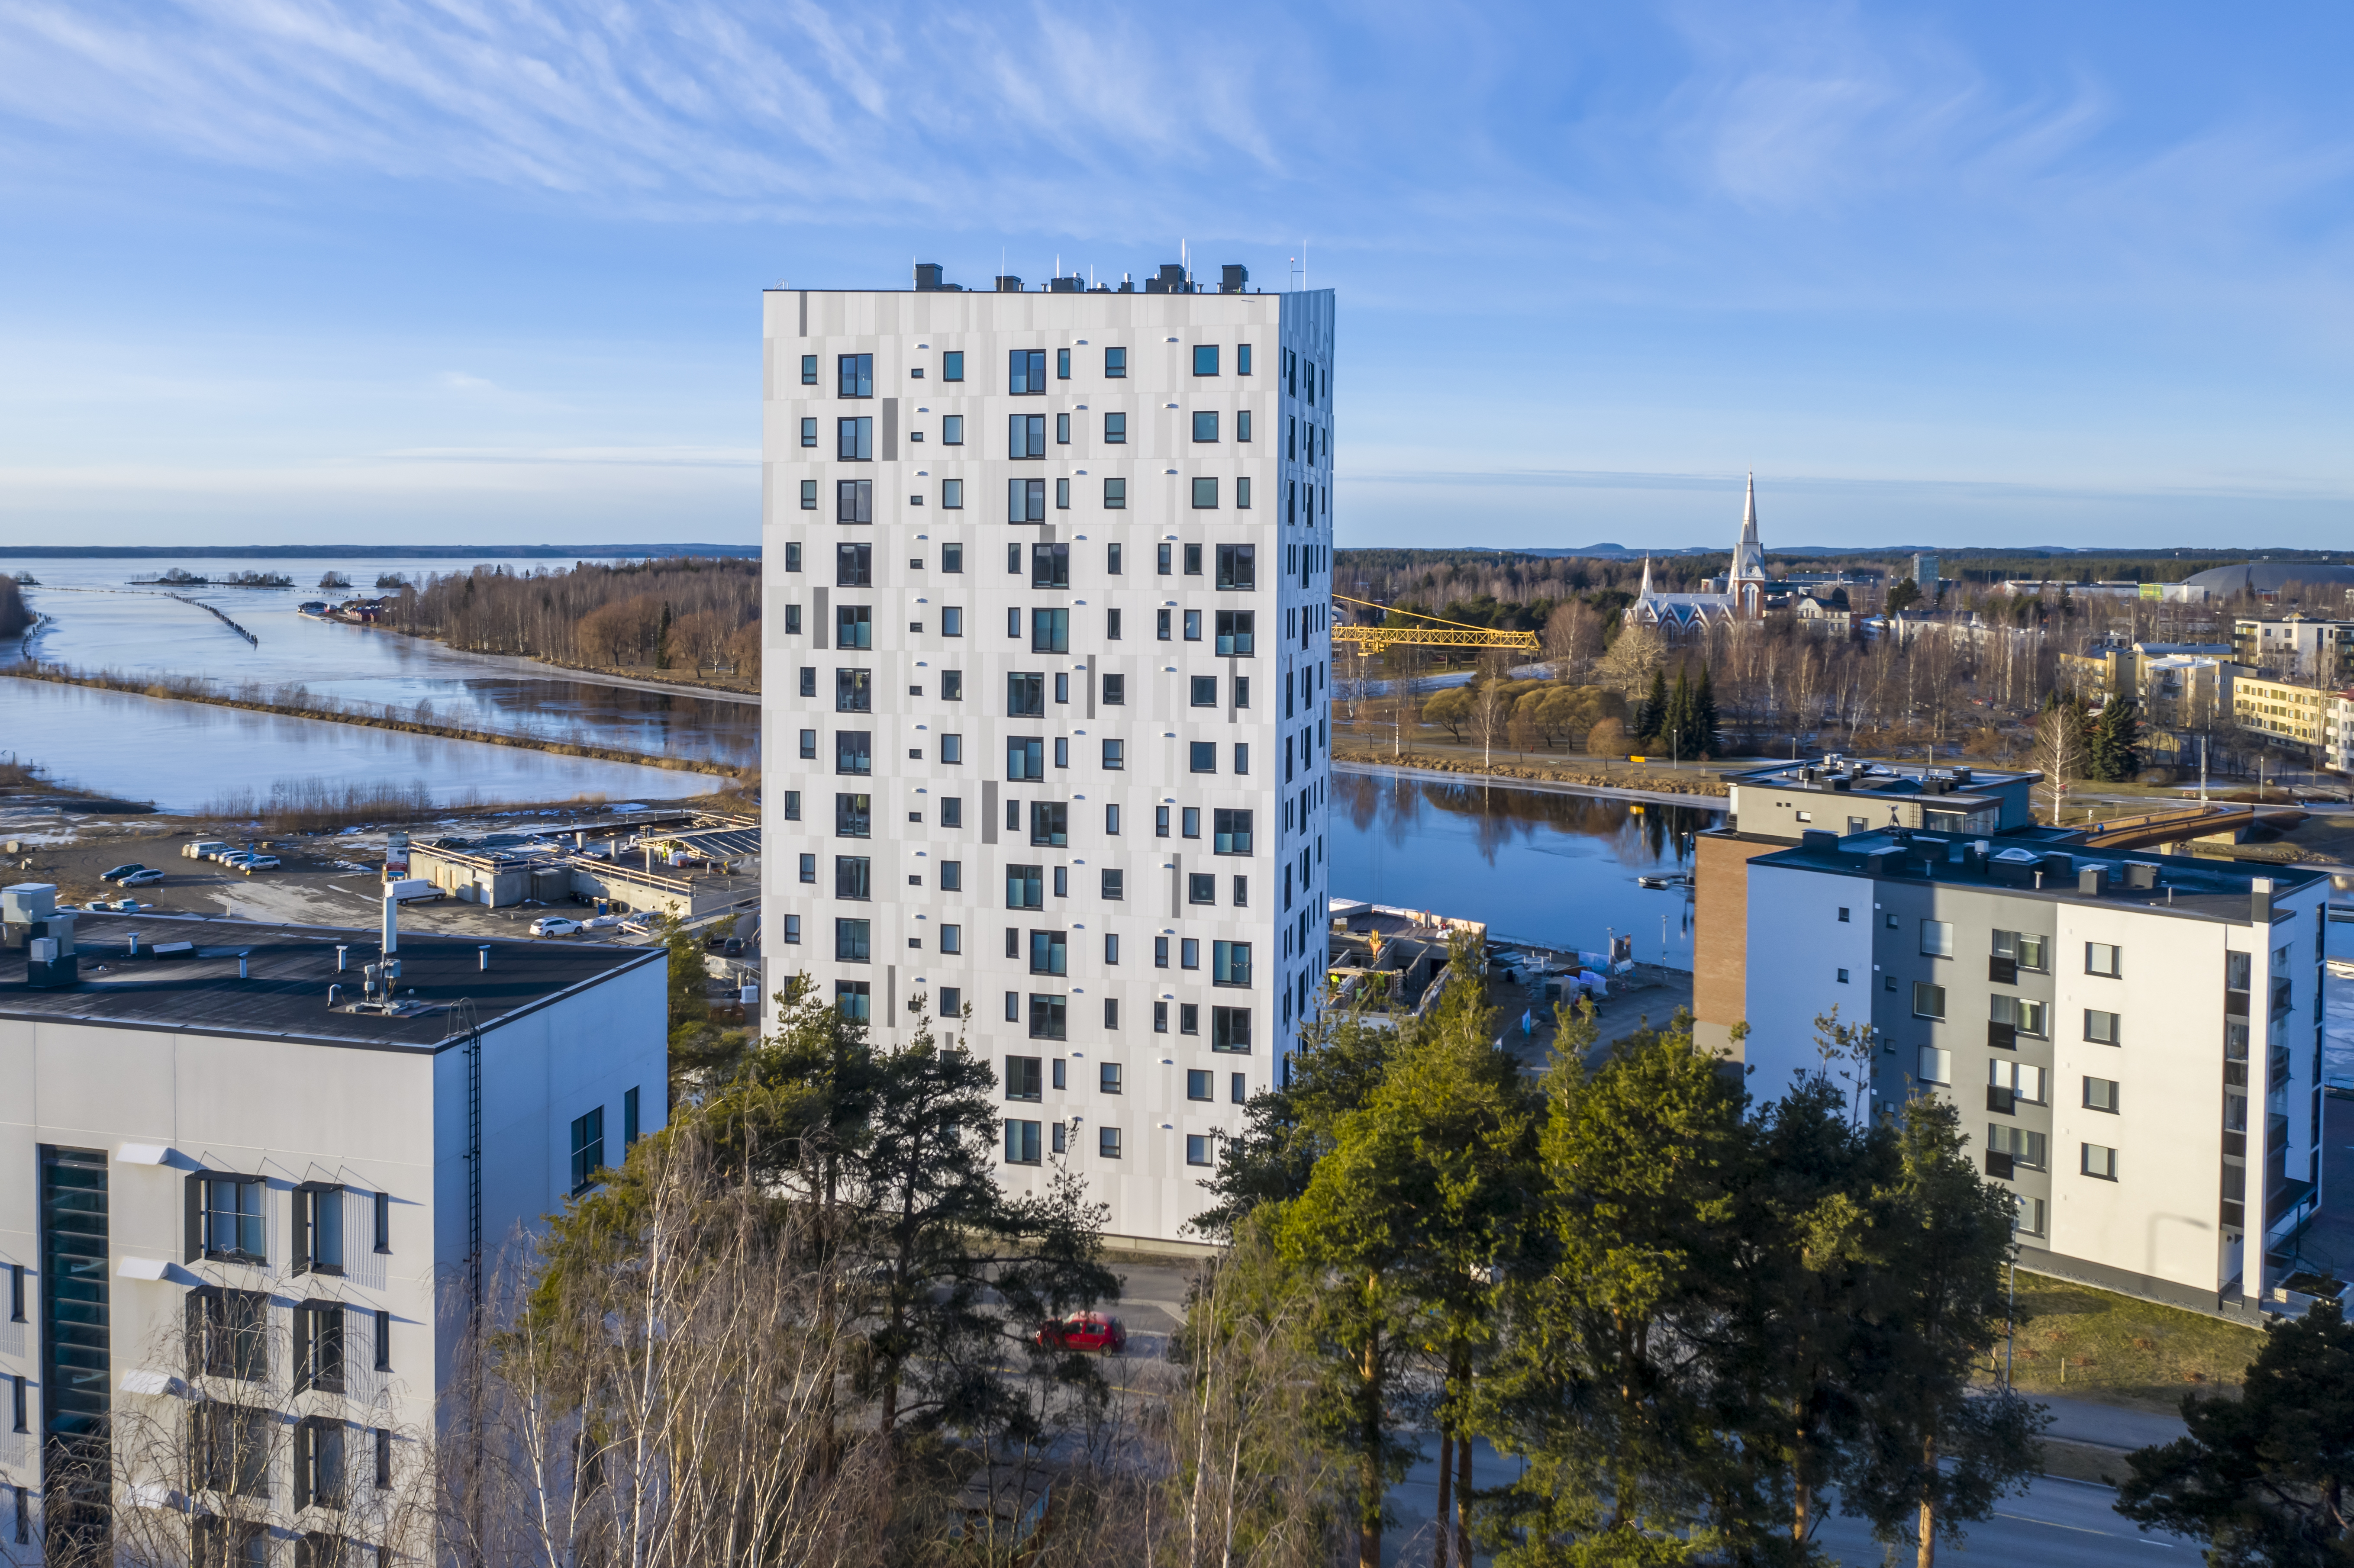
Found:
[183,840,230,860]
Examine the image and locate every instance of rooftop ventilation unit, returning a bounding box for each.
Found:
[1219,263,1248,293]
[994,274,1023,293]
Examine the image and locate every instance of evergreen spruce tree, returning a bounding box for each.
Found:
[1664,666,1694,758]
[1638,667,1669,744]
[2092,697,2144,782]
[1693,662,1721,756]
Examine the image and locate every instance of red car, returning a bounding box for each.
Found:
[1035,1311,1126,1355]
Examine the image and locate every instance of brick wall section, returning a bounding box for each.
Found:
[1693,832,1781,1057]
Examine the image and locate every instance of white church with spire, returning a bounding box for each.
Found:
[1622,473,1772,641]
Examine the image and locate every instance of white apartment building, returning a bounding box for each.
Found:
[2235,613,2354,684]
[0,893,665,1561]
[1739,838,2327,1319]
[760,264,1337,1246]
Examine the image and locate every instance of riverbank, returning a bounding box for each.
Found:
[1332,741,1732,798]
[4,663,747,784]
[379,634,761,704]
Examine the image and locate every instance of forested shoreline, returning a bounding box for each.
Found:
[385,557,761,680]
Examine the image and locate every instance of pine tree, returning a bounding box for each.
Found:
[1838,1098,2046,1565]
[2118,1297,2354,1560]
[1477,1016,1754,1561]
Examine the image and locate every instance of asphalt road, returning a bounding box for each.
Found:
[1807,1477,2187,1566]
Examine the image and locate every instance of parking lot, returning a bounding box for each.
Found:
[7,824,721,951]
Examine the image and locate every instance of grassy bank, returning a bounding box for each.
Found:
[1333,740,1733,797]
[1990,1271,2265,1414]
[3,663,747,785]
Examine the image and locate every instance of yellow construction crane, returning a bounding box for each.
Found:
[1330,594,1541,654]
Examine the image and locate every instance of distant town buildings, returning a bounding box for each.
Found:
[2233,613,2354,685]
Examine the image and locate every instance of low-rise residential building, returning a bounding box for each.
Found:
[2138,654,2236,731]
[2233,675,2331,756]
[2320,693,2354,776]
[1691,759,2048,1059]
[2234,613,2354,684]
[2060,641,2234,704]
[1739,835,2325,1318]
[1792,592,1852,637]
[0,893,666,1560]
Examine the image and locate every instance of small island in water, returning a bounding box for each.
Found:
[130,567,295,588]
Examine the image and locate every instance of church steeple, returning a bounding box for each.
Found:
[1639,554,1653,598]
[1730,472,1765,587]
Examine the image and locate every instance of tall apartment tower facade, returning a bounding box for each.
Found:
[760,269,1338,1245]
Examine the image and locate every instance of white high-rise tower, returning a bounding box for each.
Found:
[759,264,1337,1244]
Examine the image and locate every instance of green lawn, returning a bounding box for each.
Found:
[1988,1271,2267,1414]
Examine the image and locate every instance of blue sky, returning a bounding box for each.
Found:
[2,2,2351,551]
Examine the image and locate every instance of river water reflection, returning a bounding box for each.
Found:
[1,554,758,809]
[1329,770,1725,969]
[3,554,759,767]
[0,680,704,813]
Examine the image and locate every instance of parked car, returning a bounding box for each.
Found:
[182,840,229,860]
[113,898,146,912]
[581,913,624,930]
[218,852,258,869]
[529,916,581,937]
[100,863,147,882]
[722,937,745,957]
[1035,1312,1126,1355]
[239,855,281,874]
[119,869,166,886]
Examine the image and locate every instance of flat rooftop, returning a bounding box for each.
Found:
[0,912,661,1051]
[1751,831,2327,926]
[1727,757,2040,804]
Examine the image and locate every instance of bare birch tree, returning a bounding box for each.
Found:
[2035,706,2085,824]
[71,1277,435,1568]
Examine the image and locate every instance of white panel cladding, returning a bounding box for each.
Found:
[1741,863,1875,1107]
[2046,901,2234,1294]
[762,283,1336,1244]
[0,954,666,1514]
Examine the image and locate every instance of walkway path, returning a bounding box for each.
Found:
[417,644,761,705]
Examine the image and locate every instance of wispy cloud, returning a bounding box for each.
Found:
[4,2,2354,545]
